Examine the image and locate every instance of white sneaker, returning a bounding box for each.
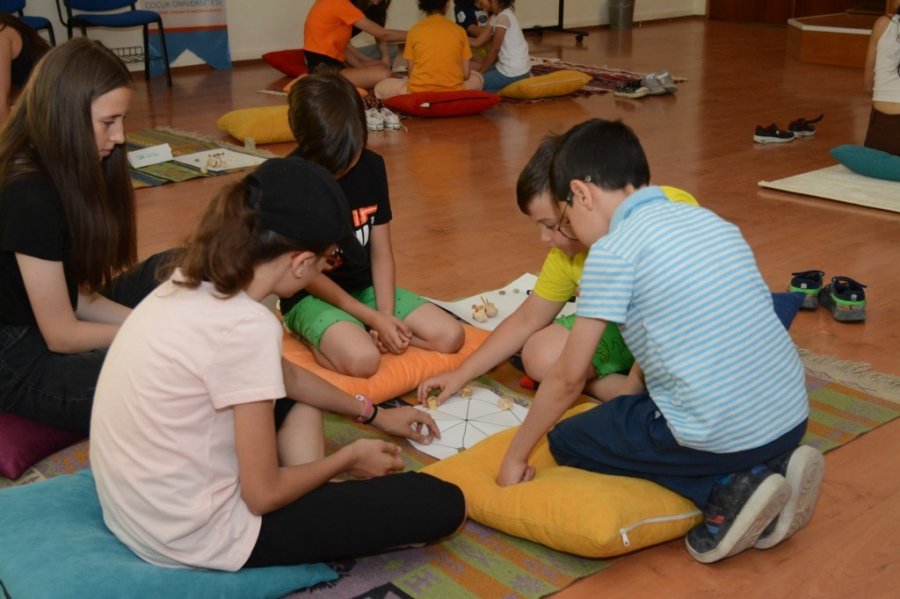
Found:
[655,71,678,93]
[641,74,667,96]
[381,107,401,131]
[366,108,384,131]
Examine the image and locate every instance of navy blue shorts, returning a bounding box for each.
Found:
[548,392,806,506]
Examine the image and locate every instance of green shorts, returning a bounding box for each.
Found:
[282,286,428,350]
[554,314,635,378]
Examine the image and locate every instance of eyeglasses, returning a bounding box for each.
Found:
[554,201,579,241]
[323,248,343,271]
[556,175,591,241]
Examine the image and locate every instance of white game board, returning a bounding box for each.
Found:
[409,385,529,460]
[173,148,267,173]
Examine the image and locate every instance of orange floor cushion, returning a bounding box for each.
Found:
[282,324,489,403]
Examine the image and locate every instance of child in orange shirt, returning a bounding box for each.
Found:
[374,0,483,99]
[303,0,406,89]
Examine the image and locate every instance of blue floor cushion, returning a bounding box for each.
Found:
[0,470,336,599]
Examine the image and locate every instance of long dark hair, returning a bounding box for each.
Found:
[174,178,331,296]
[0,13,50,82]
[0,38,135,292]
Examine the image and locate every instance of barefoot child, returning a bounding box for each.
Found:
[374,0,483,100]
[497,119,824,565]
[91,157,465,570]
[469,0,531,93]
[303,0,406,88]
[282,72,465,377]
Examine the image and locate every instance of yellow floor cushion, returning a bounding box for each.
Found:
[282,325,490,404]
[422,403,703,558]
[216,105,294,145]
[498,70,592,100]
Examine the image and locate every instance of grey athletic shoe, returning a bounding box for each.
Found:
[755,445,825,549]
[641,73,667,96]
[686,466,790,564]
[655,71,678,93]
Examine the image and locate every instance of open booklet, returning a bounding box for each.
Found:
[425,273,576,331]
[173,148,267,173]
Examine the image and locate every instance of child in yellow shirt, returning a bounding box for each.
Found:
[374,0,483,99]
[418,135,697,405]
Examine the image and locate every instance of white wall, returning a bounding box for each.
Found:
[22,0,707,66]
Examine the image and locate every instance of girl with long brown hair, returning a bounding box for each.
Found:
[0,38,166,433]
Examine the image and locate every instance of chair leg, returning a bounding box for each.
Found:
[142,25,150,81]
[155,19,172,87]
[46,26,56,46]
[66,24,73,40]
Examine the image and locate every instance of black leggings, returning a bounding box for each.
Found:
[0,250,174,433]
[864,107,900,156]
[243,472,465,567]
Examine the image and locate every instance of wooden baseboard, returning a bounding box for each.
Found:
[787,12,877,67]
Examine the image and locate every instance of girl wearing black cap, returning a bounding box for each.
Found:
[90,157,466,571]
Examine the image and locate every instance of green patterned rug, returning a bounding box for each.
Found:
[127,127,274,189]
[3,353,899,598]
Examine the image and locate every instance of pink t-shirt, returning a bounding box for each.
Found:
[91,274,285,571]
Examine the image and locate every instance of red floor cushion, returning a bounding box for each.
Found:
[282,325,490,404]
[262,49,308,78]
[384,90,500,118]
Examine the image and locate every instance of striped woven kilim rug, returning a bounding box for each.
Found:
[2,353,899,598]
[126,127,273,189]
[527,57,687,95]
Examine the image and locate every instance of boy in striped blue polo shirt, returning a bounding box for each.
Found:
[496,119,825,564]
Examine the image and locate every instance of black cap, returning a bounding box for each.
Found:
[248,157,365,263]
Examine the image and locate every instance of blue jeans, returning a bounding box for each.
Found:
[0,251,174,433]
[548,392,807,507]
[482,67,530,93]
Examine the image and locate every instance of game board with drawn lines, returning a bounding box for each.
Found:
[173,148,267,173]
[409,384,529,460]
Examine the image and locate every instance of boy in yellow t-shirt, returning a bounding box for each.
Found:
[418,135,698,405]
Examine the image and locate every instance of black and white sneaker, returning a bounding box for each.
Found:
[753,123,795,143]
[788,114,823,138]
